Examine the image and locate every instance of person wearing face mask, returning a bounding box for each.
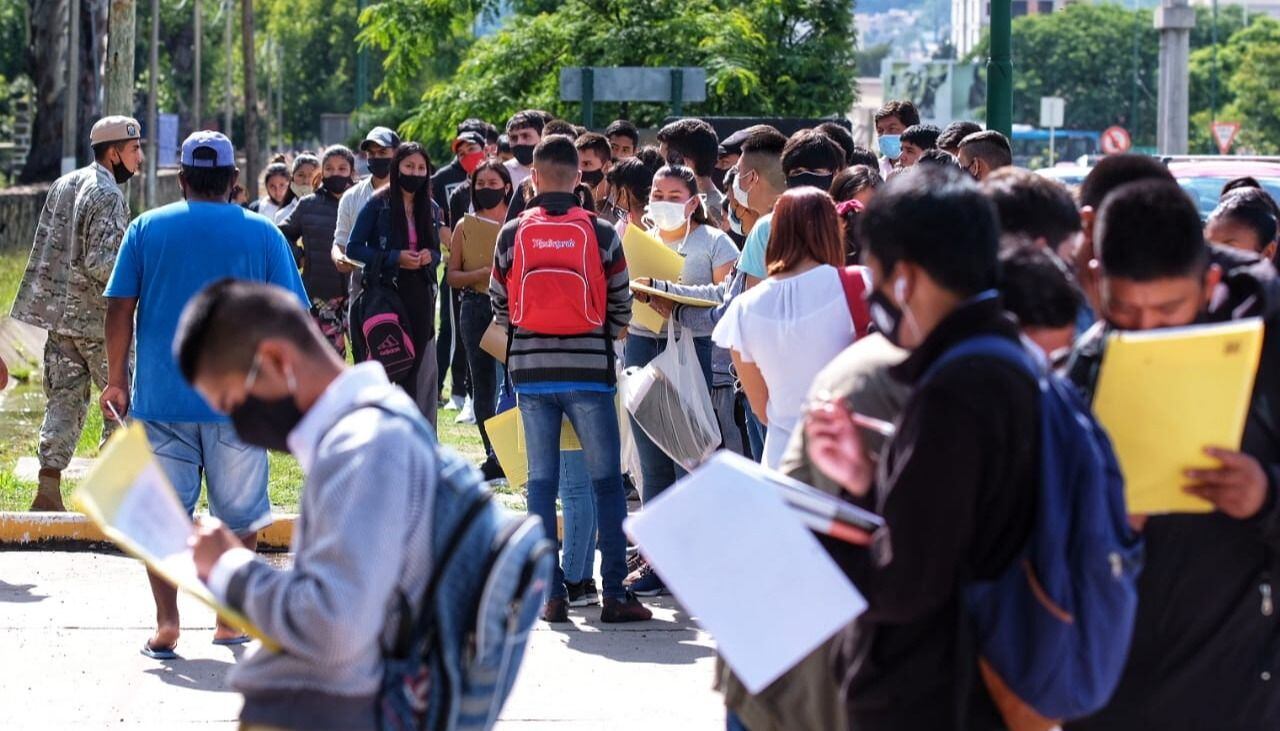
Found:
[174,279,445,731]
[100,130,310,660]
[803,164,1040,731]
[873,99,920,178]
[332,127,400,305]
[347,142,447,422]
[603,155,660,238]
[11,115,143,512]
[274,152,319,224]
[503,110,545,190]
[575,132,613,219]
[253,158,293,221]
[279,145,358,357]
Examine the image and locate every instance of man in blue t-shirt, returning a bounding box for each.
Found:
[101,131,308,660]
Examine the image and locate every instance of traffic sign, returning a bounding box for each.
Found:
[1040,97,1065,129]
[1211,121,1241,155]
[1101,126,1132,155]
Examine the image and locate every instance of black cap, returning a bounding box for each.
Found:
[720,128,754,157]
[360,126,401,152]
[452,131,486,151]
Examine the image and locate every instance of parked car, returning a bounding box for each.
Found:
[1037,157,1280,219]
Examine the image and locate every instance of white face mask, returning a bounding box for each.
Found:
[290,182,313,198]
[732,169,752,207]
[647,200,691,232]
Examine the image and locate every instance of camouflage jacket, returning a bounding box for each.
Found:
[10,162,130,339]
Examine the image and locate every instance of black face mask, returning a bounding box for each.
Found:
[230,394,304,453]
[367,157,392,179]
[398,174,429,195]
[710,167,728,193]
[786,173,834,192]
[324,175,353,195]
[472,186,507,211]
[867,288,904,347]
[580,169,604,187]
[110,158,136,184]
[512,144,535,167]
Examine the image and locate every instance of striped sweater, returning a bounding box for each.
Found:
[490,192,631,389]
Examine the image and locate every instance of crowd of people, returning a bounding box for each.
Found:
[8,96,1280,731]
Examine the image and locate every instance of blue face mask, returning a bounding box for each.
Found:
[879,134,902,161]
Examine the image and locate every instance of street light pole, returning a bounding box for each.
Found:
[146,0,158,208]
[194,0,202,130]
[62,0,81,174]
[986,0,1013,138]
[1155,0,1195,155]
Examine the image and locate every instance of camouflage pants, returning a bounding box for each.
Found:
[39,334,120,471]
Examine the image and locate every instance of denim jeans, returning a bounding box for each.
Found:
[624,332,713,503]
[558,450,597,584]
[520,390,627,599]
[140,420,271,535]
[745,406,767,464]
[458,290,499,457]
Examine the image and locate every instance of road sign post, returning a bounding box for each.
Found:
[1040,96,1065,166]
[1211,121,1240,155]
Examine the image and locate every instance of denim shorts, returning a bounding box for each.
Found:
[141,420,272,535]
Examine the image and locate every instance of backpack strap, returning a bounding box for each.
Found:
[837,266,872,338]
[923,334,1041,386]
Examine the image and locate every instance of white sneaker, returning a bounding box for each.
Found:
[455,396,476,425]
[445,394,465,411]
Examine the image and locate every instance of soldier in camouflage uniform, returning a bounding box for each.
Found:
[9,116,143,511]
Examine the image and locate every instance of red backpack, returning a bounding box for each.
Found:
[508,206,608,335]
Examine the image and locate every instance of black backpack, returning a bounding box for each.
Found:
[352,258,417,384]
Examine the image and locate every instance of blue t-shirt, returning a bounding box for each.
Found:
[737,212,773,280]
[104,201,310,422]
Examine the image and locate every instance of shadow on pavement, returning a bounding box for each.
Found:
[0,580,48,603]
[143,657,237,693]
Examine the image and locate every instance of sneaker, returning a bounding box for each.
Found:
[455,396,476,425]
[445,394,465,411]
[626,562,668,597]
[541,597,570,623]
[480,457,506,483]
[566,579,601,607]
[601,592,653,623]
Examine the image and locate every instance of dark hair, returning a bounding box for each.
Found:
[458,117,488,137]
[261,161,292,204]
[831,165,883,202]
[607,155,660,211]
[982,167,1081,252]
[781,129,844,176]
[1209,188,1279,253]
[656,118,719,177]
[741,127,788,158]
[959,130,1013,169]
[999,246,1082,329]
[816,122,856,165]
[181,146,237,198]
[1078,154,1175,209]
[543,119,579,138]
[1095,180,1207,281]
[874,100,921,128]
[575,132,612,164]
[497,134,511,154]
[937,121,983,151]
[917,148,957,168]
[532,134,579,188]
[901,124,942,150]
[766,188,844,275]
[1222,176,1262,198]
[92,139,131,162]
[848,146,879,169]
[382,142,437,254]
[634,145,666,171]
[604,119,640,148]
[317,144,357,194]
[652,165,709,226]
[860,164,999,296]
[469,159,513,211]
[175,279,325,384]
[506,110,546,136]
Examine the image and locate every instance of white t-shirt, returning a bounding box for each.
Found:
[712,264,860,467]
[504,159,532,189]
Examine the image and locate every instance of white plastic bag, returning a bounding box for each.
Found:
[622,324,722,471]
[616,340,645,491]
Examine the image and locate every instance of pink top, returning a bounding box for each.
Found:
[406,210,418,252]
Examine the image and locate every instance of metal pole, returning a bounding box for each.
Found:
[242,0,260,199]
[194,0,202,130]
[224,0,233,134]
[62,0,81,174]
[1131,0,1141,138]
[1210,0,1219,151]
[1155,0,1195,155]
[104,0,136,117]
[670,68,684,118]
[1049,125,1056,166]
[581,68,594,129]
[986,0,1013,137]
[146,0,158,207]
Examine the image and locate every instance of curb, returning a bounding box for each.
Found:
[0,511,296,550]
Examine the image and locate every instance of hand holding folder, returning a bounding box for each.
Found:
[621,224,684,332]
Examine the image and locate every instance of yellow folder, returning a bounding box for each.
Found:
[630,281,719,308]
[455,214,502,294]
[485,408,583,488]
[72,424,279,650]
[621,224,685,332]
[1093,319,1264,514]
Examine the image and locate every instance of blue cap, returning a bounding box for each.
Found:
[180,130,235,168]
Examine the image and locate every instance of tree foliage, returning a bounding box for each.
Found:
[372,0,857,147]
[1189,16,1280,154]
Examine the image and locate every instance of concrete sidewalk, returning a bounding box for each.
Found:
[0,551,724,730]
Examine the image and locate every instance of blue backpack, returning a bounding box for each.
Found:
[924,335,1144,722]
[369,400,555,731]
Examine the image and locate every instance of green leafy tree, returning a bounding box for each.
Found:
[1189,16,1280,154]
[260,0,362,146]
[371,0,856,149]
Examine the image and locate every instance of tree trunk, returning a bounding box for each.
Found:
[104,0,135,117]
[241,0,259,199]
[22,0,107,183]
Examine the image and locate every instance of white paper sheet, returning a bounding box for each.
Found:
[624,451,868,693]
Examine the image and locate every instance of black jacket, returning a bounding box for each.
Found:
[431,158,468,227]
[1064,246,1280,731]
[278,186,345,301]
[826,294,1040,731]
